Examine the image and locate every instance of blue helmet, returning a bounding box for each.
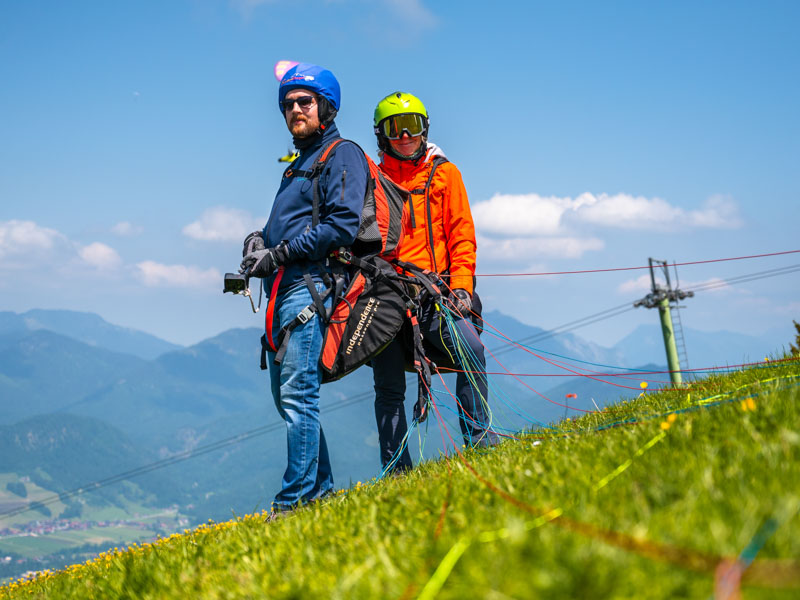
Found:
[278,63,341,113]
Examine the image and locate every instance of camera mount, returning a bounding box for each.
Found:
[223,272,262,313]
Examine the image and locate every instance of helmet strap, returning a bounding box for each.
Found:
[317,97,337,129]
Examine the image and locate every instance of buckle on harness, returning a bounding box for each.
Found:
[296,305,315,324]
[334,247,353,264]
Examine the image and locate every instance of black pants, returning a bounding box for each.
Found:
[372,293,497,471]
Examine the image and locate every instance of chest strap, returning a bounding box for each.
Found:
[282,139,348,229]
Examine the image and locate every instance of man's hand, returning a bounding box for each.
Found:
[453,288,472,314]
[241,242,289,278]
[242,231,265,257]
[241,248,277,278]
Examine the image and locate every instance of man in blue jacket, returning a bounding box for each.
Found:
[241,63,368,516]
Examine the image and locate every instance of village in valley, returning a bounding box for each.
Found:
[0,504,189,580]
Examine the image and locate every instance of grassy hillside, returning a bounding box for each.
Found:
[2,358,799,599]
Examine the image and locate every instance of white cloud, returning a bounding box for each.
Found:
[574,193,683,229]
[574,193,742,230]
[111,221,143,236]
[136,261,221,288]
[382,0,437,30]
[1,220,124,273]
[617,274,656,294]
[477,234,604,261]
[471,192,742,235]
[79,243,122,270]
[2,221,125,271]
[685,195,743,228]
[472,194,575,236]
[0,220,63,259]
[183,207,263,242]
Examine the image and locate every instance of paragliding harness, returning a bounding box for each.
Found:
[258,138,444,420]
[324,252,448,422]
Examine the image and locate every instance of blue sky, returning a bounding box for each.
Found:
[1,0,798,353]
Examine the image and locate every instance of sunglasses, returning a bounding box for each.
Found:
[380,113,426,139]
[281,95,316,112]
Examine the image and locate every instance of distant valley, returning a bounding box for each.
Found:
[0,307,790,579]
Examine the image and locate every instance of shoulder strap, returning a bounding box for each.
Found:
[283,139,346,179]
[281,138,349,227]
[312,138,358,227]
[420,157,448,272]
[409,156,448,195]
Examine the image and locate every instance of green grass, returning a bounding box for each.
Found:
[2,359,799,599]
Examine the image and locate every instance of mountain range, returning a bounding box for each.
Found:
[0,309,180,360]
[0,308,791,525]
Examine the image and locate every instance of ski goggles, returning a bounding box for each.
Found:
[281,95,316,112]
[379,113,426,139]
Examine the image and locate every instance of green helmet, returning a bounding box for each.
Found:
[373,92,429,160]
[373,91,428,126]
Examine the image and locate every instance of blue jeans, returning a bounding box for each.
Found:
[373,293,498,471]
[268,282,333,510]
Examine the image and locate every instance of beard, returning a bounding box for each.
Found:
[288,114,320,138]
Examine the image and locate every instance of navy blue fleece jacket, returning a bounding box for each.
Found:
[262,123,368,293]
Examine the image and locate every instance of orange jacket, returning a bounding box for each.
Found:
[379,145,477,294]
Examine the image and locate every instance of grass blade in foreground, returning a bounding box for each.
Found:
[2,359,799,599]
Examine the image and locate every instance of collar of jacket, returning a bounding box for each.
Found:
[380,142,448,177]
[380,149,428,179]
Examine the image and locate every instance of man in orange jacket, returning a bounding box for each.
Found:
[371,92,498,472]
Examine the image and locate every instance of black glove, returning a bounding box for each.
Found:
[242,231,265,257]
[241,248,277,278]
[453,288,472,314]
[241,242,289,278]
